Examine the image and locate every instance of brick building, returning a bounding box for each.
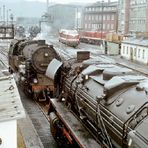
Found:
[118,0,148,34]
[82,1,118,33]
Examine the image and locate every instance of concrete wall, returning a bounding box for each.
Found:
[107,42,120,55]
[0,120,17,148]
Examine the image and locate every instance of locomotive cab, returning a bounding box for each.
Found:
[8,39,25,73]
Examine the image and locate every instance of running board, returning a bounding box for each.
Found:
[50,99,101,148]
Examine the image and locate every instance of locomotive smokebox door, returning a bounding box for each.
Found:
[46,58,63,83]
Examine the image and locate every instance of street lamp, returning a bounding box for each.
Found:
[7,9,11,26]
[3,5,5,25]
[10,13,14,25]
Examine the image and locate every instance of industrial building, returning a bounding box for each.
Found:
[118,0,148,34]
[82,1,118,33]
[47,4,83,32]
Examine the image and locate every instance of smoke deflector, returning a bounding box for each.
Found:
[46,58,63,81]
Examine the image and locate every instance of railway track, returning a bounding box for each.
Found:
[1,38,147,147]
[18,87,58,148]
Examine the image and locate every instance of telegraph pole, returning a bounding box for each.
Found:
[3,5,5,25]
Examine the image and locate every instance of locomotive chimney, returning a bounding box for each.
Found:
[37,40,46,45]
[77,51,90,62]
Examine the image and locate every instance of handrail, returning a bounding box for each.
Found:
[122,102,148,147]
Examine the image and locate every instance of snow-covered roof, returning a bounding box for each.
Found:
[59,29,79,36]
[0,75,25,122]
[122,38,148,47]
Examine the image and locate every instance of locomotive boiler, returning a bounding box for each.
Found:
[47,53,148,148]
[8,39,60,101]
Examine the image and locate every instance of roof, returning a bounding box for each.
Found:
[85,1,118,7]
[59,29,79,36]
[122,38,148,47]
[0,75,25,122]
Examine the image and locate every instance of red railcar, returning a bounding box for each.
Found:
[79,30,107,45]
[59,29,80,47]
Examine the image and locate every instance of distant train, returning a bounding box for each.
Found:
[79,30,107,45]
[59,29,80,47]
[28,26,41,38]
[15,26,26,38]
[8,39,60,101]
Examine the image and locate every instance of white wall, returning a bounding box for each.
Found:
[0,120,17,148]
[121,43,148,64]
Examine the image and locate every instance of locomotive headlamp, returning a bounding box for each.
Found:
[128,138,132,147]
[85,75,89,80]
[20,76,25,82]
[44,53,49,57]
[33,78,38,84]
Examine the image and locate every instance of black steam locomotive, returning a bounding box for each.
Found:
[46,52,148,148]
[8,39,60,101]
[8,38,148,147]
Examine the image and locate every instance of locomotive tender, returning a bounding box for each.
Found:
[46,53,148,148]
[8,39,60,101]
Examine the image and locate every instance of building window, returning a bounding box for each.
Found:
[99,15,101,21]
[111,14,114,20]
[85,24,87,29]
[134,48,136,56]
[103,24,105,30]
[127,47,128,54]
[111,24,114,30]
[107,15,110,20]
[107,24,110,30]
[103,15,106,20]
[89,15,91,20]
[142,49,145,59]
[123,46,125,54]
[98,24,101,29]
[138,49,140,58]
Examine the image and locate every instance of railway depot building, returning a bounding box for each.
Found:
[82,1,118,33]
[121,38,148,64]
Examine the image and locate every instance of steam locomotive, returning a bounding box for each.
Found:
[8,38,148,147]
[46,52,148,148]
[8,39,60,101]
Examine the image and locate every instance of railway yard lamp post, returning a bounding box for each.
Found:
[3,5,5,25]
[7,9,11,26]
